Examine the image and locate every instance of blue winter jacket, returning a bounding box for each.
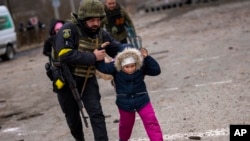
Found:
[97,55,161,111]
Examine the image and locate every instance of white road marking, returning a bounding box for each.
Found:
[195,80,232,87]
[1,127,46,136]
[171,62,181,65]
[169,51,250,66]
[130,128,229,141]
[2,127,19,133]
[170,56,221,65]
[16,130,47,136]
[150,80,232,94]
[151,87,179,93]
[192,56,220,62]
[161,106,173,111]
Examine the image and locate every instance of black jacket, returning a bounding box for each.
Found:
[55,21,124,66]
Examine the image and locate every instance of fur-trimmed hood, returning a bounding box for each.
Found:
[114,48,143,71]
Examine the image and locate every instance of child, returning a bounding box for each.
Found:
[43,19,64,62]
[97,47,163,141]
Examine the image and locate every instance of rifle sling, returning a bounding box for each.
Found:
[80,38,99,96]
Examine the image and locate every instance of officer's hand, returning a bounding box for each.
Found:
[93,49,106,61]
[140,48,148,58]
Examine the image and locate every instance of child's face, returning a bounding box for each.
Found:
[122,63,136,74]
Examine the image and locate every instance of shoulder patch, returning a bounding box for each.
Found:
[63,29,71,39]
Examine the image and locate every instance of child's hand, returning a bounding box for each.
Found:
[98,42,110,50]
[101,42,110,48]
[140,48,148,58]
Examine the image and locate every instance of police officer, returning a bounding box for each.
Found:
[54,0,124,140]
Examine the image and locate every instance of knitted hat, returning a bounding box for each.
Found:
[121,56,135,67]
[54,22,63,32]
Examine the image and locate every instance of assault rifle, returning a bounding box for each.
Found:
[58,62,89,128]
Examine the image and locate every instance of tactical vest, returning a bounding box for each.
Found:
[73,26,103,78]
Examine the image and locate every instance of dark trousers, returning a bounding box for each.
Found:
[57,76,108,141]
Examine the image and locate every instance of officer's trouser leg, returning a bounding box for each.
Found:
[57,86,84,141]
[81,77,108,141]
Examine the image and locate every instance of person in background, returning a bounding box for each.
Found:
[102,0,136,44]
[97,47,163,141]
[43,19,64,62]
[38,20,46,43]
[26,20,35,45]
[18,22,26,46]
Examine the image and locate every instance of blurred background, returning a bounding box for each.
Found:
[0,0,142,49]
[0,0,231,50]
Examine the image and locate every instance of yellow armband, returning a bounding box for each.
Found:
[58,48,72,57]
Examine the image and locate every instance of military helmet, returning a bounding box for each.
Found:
[78,0,106,20]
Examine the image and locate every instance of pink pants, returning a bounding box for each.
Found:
[118,102,163,141]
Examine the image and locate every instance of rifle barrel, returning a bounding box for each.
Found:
[80,109,89,128]
[61,64,89,128]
